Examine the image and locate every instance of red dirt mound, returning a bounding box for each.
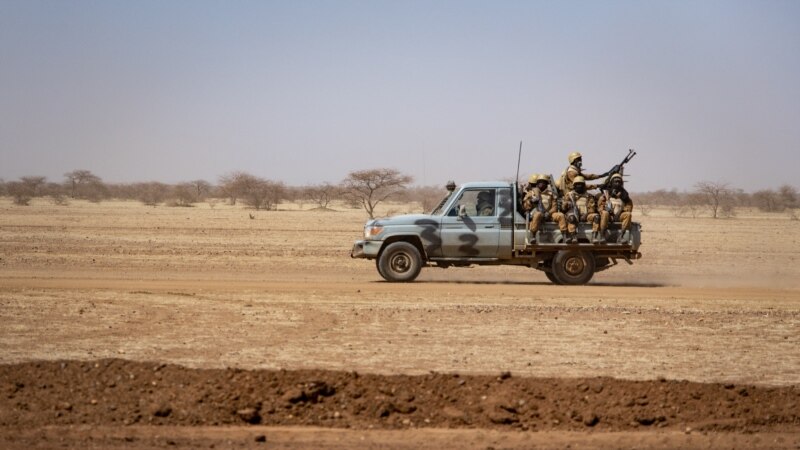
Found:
[2,359,798,433]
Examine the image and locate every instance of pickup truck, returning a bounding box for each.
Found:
[350,181,642,285]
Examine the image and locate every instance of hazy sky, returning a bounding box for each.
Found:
[1,0,799,191]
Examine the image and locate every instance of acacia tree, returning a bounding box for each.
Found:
[64,169,105,200]
[341,168,412,219]
[694,181,734,219]
[305,182,341,209]
[189,180,212,201]
[6,176,46,205]
[219,172,283,210]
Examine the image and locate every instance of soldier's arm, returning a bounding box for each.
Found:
[623,198,634,213]
[622,189,633,212]
[582,172,602,181]
[588,196,598,214]
[561,194,573,213]
[547,195,558,215]
[595,193,605,210]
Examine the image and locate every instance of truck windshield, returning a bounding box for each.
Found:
[430,192,455,215]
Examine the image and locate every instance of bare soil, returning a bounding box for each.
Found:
[0,199,798,448]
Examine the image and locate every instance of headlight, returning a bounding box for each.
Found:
[364,224,384,239]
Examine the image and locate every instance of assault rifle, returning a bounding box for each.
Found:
[567,191,581,224]
[600,148,637,189]
[549,173,563,211]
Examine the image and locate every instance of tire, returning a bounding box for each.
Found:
[375,258,385,279]
[551,249,595,285]
[545,271,561,285]
[377,242,422,282]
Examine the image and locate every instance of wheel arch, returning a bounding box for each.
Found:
[379,235,428,262]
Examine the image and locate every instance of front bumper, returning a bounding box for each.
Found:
[350,240,382,259]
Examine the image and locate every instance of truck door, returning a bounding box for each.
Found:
[439,188,501,258]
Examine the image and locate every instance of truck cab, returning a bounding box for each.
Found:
[351,181,641,285]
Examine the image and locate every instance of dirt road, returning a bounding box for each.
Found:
[1,199,799,448]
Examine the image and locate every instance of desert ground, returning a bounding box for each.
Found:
[1,198,798,449]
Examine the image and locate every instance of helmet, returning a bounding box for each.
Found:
[568,151,583,164]
[610,173,623,182]
[477,191,491,200]
[536,174,550,184]
[573,175,586,185]
[528,173,539,184]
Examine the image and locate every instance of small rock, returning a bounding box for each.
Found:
[635,416,656,426]
[280,388,307,404]
[254,435,267,443]
[489,409,518,424]
[236,408,260,424]
[151,405,172,418]
[499,371,512,380]
[583,413,599,427]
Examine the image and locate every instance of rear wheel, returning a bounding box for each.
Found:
[377,242,422,282]
[551,249,595,285]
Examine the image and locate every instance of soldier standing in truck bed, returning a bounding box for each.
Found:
[598,173,634,244]
[562,176,601,244]
[557,151,613,192]
[523,174,566,244]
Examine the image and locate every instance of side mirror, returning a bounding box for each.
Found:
[458,204,467,218]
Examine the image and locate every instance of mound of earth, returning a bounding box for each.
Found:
[2,359,798,433]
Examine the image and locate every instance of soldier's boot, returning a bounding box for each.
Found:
[592,231,606,244]
[617,230,631,244]
[567,232,578,244]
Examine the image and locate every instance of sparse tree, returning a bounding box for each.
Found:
[171,183,199,207]
[685,192,705,218]
[189,180,212,201]
[241,177,284,210]
[135,182,170,206]
[694,181,734,219]
[779,185,798,209]
[753,189,782,212]
[218,172,247,205]
[64,170,106,201]
[7,181,32,205]
[306,183,341,209]
[219,172,284,210]
[341,168,413,219]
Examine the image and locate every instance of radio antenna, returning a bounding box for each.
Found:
[515,141,522,187]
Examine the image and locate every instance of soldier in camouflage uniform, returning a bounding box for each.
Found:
[597,173,634,243]
[558,151,612,192]
[562,176,601,244]
[522,174,566,243]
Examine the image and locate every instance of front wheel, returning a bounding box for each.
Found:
[551,249,595,285]
[377,242,422,282]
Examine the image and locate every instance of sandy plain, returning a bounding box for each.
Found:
[0,198,798,448]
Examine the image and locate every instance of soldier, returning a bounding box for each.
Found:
[598,173,634,243]
[522,174,566,243]
[557,151,613,193]
[476,191,494,216]
[562,176,601,244]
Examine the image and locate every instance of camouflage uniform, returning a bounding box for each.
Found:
[562,190,601,234]
[523,187,566,233]
[563,164,603,192]
[558,152,604,192]
[598,187,633,231]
